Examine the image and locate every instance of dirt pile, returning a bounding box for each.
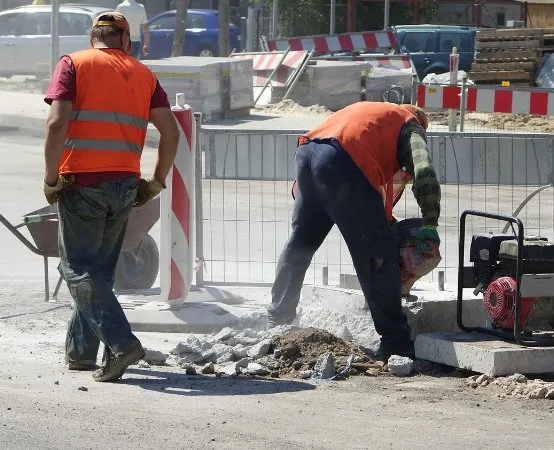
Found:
[262,99,333,116]
[427,111,554,133]
[268,327,384,378]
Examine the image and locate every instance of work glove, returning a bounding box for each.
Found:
[133,176,165,207]
[43,175,75,205]
[415,225,440,255]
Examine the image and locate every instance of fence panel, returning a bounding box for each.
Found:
[198,127,554,289]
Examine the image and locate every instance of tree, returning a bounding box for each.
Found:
[218,0,230,56]
[172,0,188,57]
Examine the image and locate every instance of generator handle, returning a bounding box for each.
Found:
[457,210,524,335]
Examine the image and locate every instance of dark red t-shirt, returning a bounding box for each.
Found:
[44,52,171,187]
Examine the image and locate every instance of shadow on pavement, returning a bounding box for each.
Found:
[0,304,70,320]
[121,367,316,396]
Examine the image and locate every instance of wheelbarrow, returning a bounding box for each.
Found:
[0,197,160,302]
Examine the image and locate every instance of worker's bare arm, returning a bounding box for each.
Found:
[44,100,73,185]
[149,106,180,184]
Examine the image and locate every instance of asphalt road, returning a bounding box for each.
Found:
[2,133,554,449]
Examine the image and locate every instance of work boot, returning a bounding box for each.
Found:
[377,341,415,362]
[68,362,99,371]
[92,346,144,382]
[267,312,295,329]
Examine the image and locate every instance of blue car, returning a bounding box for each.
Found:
[143,9,241,59]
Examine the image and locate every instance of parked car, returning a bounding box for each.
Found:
[143,9,241,59]
[0,4,111,77]
[393,25,477,79]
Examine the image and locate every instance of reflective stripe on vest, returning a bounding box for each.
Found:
[64,138,142,154]
[66,109,147,154]
[71,110,149,130]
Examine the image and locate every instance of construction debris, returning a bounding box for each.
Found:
[467,373,554,400]
[387,355,414,377]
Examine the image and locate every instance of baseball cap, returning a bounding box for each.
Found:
[92,11,130,34]
[401,104,428,130]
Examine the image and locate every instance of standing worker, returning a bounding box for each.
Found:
[43,12,180,382]
[268,102,441,361]
[115,0,149,58]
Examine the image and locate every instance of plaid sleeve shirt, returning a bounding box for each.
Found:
[396,120,441,227]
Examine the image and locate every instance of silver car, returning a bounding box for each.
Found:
[0,4,111,77]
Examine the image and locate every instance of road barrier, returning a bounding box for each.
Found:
[264,30,397,53]
[417,83,554,117]
[160,94,196,305]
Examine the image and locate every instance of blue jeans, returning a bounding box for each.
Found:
[129,41,141,59]
[269,141,413,355]
[58,177,142,365]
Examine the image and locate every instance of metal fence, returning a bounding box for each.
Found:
[196,126,554,289]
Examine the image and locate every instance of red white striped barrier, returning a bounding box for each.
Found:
[321,55,411,70]
[230,51,308,87]
[267,31,397,53]
[160,95,195,305]
[417,84,554,116]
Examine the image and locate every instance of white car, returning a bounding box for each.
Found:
[0,4,111,77]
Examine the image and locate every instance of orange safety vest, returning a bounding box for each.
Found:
[58,48,158,176]
[299,102,416,221]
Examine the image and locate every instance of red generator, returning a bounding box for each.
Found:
[458,210,554,346]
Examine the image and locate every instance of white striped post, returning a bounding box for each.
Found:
[160,93,196,305]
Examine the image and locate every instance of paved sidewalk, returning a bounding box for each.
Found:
[0,91,163,146]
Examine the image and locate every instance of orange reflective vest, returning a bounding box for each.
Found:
[58,48,157,176]
[299,102,415,221]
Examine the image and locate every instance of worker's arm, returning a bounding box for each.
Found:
[142,23,150,55]
[397,120,441,227]
[44,100,73,185]
[149,107,180,184]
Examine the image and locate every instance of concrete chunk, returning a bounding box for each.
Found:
[247,339,271,359]
[387,355,414,377]
[415,332,554,376]
[143,348,168,365]
[314,353,335,379]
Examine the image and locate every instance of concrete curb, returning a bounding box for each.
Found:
[118,284,490,354]
[301,285,487,344]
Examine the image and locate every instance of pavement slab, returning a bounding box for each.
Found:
[415,331,554,376]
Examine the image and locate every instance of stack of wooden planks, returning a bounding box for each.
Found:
[468,27,554,86]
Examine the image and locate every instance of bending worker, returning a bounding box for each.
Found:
[43,12,179,382]
[268,102,441,361]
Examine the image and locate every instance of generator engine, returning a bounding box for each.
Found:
[458,210,554,346]
[468,233,554,330]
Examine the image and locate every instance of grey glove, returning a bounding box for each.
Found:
[43,175,75,205]
[133,176,165,207]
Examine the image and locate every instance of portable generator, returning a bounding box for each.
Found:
[458,210,554,346]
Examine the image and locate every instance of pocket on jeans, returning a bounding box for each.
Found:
[61,188,106,220]
[123,180,139,209]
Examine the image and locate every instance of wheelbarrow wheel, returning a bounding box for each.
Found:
[114,234,159,291]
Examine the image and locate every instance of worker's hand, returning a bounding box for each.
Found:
[142,43,149,56]
[133,176,165,207]
[43,175,75,205]
[416,225,440,254]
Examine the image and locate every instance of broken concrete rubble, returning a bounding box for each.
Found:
[247,339,271,359]
[313,353,336,379]
[143,348,168,365]
[387,355,414,377]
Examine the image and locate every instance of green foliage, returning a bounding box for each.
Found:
[265,0,440,38]
[266,0,330,37]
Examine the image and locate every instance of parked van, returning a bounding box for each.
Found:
[393,25,476,79]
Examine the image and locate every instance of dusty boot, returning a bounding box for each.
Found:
[68,362,99,371]
[92,346,145,382]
